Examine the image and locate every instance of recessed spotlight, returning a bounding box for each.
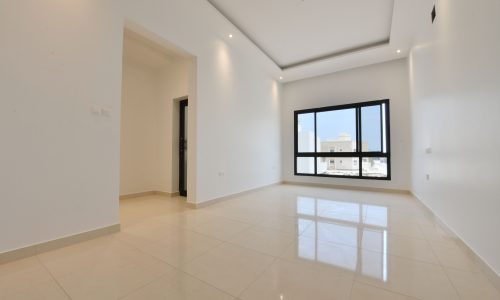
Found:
[396,49,401,54]
[279,76,283,80]
[228,34,233,38]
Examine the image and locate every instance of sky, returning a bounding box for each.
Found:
[298,105,382,151]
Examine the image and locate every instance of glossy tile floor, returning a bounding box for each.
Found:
[2,185,499,300]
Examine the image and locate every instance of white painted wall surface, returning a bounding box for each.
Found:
[122,0,282,204]
[0,0,281,254]
[121,62,159,195]
[0,1,123,253]
[409,0,500,275]
[282,59,411,190]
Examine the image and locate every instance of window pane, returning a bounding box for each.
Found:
[362,157,388,177]
[297,157,314,174]
[297,113,315,152]
[316,157,359,176]
[361,105,382,152]
[317,109,356,153]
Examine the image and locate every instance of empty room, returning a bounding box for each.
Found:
[1,1,499,299]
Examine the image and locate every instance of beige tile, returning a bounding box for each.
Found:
[386,221,424,239]
[5,186,495,300]
[356,254,460,300]
[420,224,457,243]
[137,230,222,267]
[302,220,360,248]
[429,241,480,272]
[0,257,68,300]
[350,282,419,300]
[160,210,220,229]
[121,220,182,242]
[445,268,500,300]
[0,278,69,300]
[240,258,353,300]
[258,215,313,235]
[182,243,275,296]
[53,252,176,300]
[361,230,439,264]
[281,236,359,273]
[228,226,295,256]
[38,236,140,278]
[121,271,235,300]
[204,205,271,224]
[192,217,251,241]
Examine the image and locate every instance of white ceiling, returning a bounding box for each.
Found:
[207,0,435,82]
[209,0,394,68]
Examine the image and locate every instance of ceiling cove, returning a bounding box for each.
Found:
[207,0,395,71]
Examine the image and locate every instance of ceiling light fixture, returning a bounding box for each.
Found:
[228,34,233,38]
[396,49,401,54]
[279,76,283,80]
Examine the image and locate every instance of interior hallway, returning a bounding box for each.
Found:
[1,184,498,300]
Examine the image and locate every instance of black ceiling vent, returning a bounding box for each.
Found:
[431,5,437,23]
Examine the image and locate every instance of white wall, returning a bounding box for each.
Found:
[0,1,123,253]
[0,0,281,254]
[123,0,282,204]
[409,0,500,274]
[282,59,411,190]
[120,61,162,195]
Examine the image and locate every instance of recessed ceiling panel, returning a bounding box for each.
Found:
[209,0,394,68]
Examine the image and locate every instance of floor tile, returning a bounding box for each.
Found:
[280,236,359,273]
[41,243,176,299]
[121,271,235,300]
[4,185,494,300]
[182,243,275,296]
[192,217,251,241]
[240,258,353,300]
[429,241,480,272]
[258,215,313,235]
[0,258,68,300]
[361,230,439,264]
[301,220,360,248]
[160,210,220,229]
[350,282,419,300]
[356,254,460,300]
[444,268,500,300]
[134,230,222,267]
[228,226,295,256]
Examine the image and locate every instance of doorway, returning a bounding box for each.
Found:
[119,27,194,204]
[179,99,188,197]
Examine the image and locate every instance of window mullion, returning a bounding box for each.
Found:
[357,107,362,177]
[314,112,317,174]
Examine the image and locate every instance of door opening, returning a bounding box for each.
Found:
[179,99,188,197]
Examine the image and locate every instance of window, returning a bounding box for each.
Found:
[295,99,390,180]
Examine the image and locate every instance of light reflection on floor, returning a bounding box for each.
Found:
[295,196,388,281]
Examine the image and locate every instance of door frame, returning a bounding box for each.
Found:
[179,99,188,197]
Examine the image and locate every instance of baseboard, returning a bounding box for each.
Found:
[120,190,179,199]
[411,191,500,292]
[187,181,282,209]
[282,180,411,195]
[0,224,120,265]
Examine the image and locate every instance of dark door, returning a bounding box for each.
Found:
[179,99,188,197]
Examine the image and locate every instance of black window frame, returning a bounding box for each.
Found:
[294,99,391,180]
